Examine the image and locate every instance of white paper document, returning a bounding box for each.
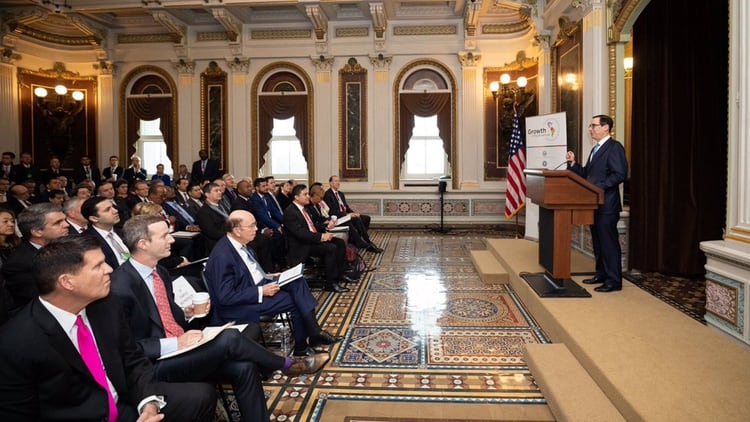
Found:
[171,276,197,308]
[335,214,351,226]
[277,263,304,287]
[158,322,247,360]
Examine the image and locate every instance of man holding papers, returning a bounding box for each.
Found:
[110,215,328,421]
[205,210,344,357]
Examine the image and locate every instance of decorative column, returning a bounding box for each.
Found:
[0,50,20,151]
[700,0,750,345]
[580,0,608,126]
[94,61,116,163]
[368,54,392,189]
[172,59,196,160]
[311,55,334,182]
[457,51,482,189]
[226,57,250,176]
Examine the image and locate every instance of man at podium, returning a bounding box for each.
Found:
[565,115,628,293]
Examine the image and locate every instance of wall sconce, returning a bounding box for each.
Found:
[489,73,533,117]
[33,83,85,131]
[624,57,633,78]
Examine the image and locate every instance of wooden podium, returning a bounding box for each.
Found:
[522,169,604,297]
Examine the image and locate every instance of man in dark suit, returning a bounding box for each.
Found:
[284,184,351,293]
[1,152,18,181]
[195,182,228,255]
[123,156,148,185]
[324,175,382,252]
[0,235,217,421]
[5,184,33,215]
[205,210,343,356]
[82,196,128,270]
[250,177,284,234]
[2,203,69,311]
[111,215,328,421]
[13,152,41,185]
[310,184,370,249]
[190,149,220,186]
[567,114,628,293]
[73,154,102,186]
[42,156,63,185]
[103,155,125,183]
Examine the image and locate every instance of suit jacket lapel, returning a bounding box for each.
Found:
[123,261,164,332]
[31,299,93,381]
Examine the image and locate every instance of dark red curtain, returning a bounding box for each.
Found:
[126,97,173,159]
[629,0,728,276]
[258,95,308,170]
[399,93,451,169]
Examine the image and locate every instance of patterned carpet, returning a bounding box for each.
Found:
[623,271,706,323]
[217,230,706,421]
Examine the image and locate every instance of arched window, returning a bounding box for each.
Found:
[252,65,314,181]
[120,68,178,176]
[394,62,456,189]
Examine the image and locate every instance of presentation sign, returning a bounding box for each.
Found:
[524,112,568,240]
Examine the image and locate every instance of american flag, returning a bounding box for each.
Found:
[505,112,526,219]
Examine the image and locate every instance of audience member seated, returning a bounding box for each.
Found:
[265,176,287,216]
[81,196,129,270]
[195,182,228,255]
[5,184,32,215]
[276,179,293,212]
[0,209,20,268]
[102,155,124,183]
[309,184,370,249]
[205,210,344,357]
[128,180,150,211]
[0,235,217,421]
[63,197,88,234]
[185,182,204,218]
[73,182,93,201]
[324,175,383,253]
[284,184,351,293]
[150,163,171,186]
[250,177,284,235]
[2,203,69,311]
[111,215,328,421]
[123,155,148,185]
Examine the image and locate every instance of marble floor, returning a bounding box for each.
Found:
[234,230,552,422]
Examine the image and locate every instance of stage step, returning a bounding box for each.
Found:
[470,250,509,284]
[524,343,625,422]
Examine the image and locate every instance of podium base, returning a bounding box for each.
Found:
[521,273,592,298]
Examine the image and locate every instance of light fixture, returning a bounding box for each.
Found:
[54,84,67,95]
[34,87,48,98]
[624,57,633,78]
[624,57,633,71]
[71,91,84,101]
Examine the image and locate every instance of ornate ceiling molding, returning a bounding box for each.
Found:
[151,10,186,44]
[210,7,242,43]
[393,25,457,36]
[458,51,482,67]
[305,4,329,41]
[226,57,250,73]
[464,0,481,37]
[251,29,311,40]
[369,2,387,40]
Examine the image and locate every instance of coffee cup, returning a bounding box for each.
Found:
[193,292,210,315]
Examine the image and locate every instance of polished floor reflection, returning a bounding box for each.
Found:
[225,231,551,421]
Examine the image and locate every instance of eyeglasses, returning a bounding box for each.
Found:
[588,123,604,129]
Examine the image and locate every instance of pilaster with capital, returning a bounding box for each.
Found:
[0,62,19,151]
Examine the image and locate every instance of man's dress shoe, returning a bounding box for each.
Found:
[342,275,359,283]
[283,353,330,377]
[310,331,344,346]
[594,284,622,293]
[367,244,384,253]
[582,277,603,285]
[292,346,318,357]
[325,282,350,293]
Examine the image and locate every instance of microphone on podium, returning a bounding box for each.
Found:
[552,160,572,170]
